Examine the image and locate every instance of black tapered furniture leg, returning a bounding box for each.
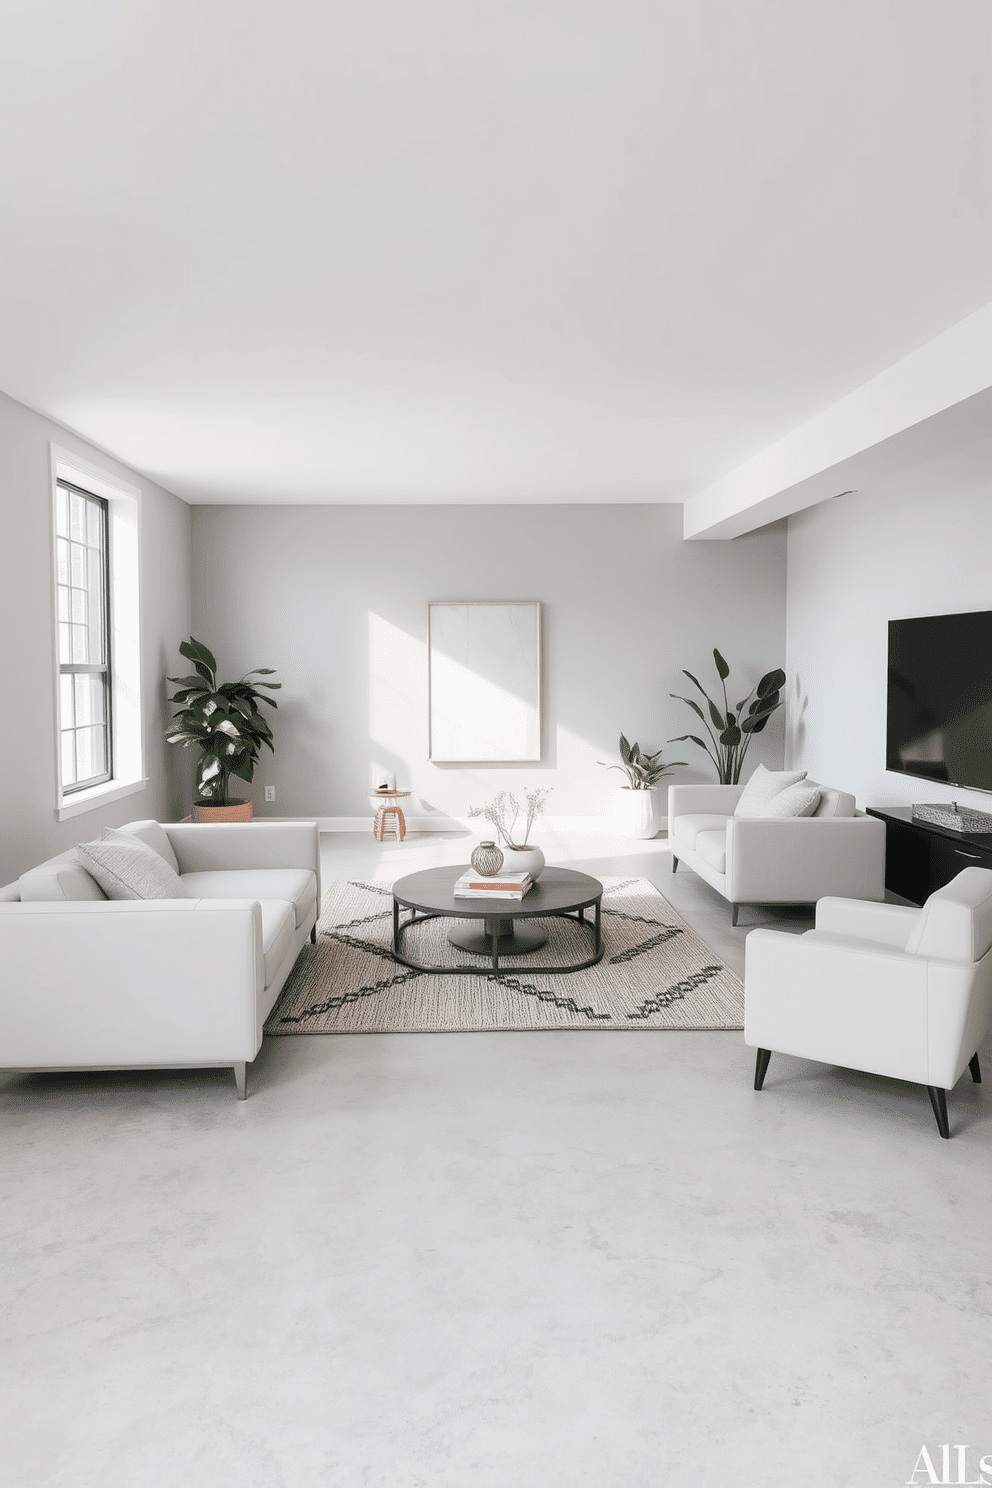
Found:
[672,856,678,874]
[927,1086,950,1139]
[754,1048,772,1091]
[310,925,317,944]
[731,904,740,928]
[969,1053,982,1083]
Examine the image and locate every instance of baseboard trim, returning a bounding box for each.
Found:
[315,814,669,835]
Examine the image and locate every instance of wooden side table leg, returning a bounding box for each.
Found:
[397,807,406,841]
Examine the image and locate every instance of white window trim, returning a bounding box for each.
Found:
[49,445,147,821]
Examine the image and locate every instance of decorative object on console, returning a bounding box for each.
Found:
[599,735,685,839]
[166,637,280,820]
[470,840,505,877]
[467,787,550,879]
[669,649,785,785]
[912,802,992,834]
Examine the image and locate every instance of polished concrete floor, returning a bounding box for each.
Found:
[3,830,991,1488]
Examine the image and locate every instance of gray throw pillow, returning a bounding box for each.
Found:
[76,834,190,901]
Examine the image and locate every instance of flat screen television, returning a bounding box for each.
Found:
[887,609,992,792]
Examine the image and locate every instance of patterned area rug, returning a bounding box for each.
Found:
[265,876,743,1034]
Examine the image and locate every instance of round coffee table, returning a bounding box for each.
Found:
[391,865,604,975]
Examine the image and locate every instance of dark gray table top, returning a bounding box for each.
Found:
[392,864,603,920]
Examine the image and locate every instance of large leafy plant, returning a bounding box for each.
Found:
[599,735,684,791]
[669,650,785,786]
[166,638,280,805]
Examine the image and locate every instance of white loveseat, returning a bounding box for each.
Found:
[668,780,886,925]
[0,819,320,1098]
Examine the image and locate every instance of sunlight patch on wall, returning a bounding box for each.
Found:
[367,611,427,792]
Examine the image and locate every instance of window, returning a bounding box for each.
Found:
[50,446,145,821]
[56,481,113,791]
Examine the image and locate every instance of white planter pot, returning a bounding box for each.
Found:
[615,787,660,839]
[501,845,546,880]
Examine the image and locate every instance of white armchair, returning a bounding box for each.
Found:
[668,781,886,925]
[744,867,992,1137]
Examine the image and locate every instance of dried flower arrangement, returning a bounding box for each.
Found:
[467,787,551,849]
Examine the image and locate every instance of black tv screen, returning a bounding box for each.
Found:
[887,610,992,792]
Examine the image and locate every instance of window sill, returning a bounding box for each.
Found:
[56,778,150,822]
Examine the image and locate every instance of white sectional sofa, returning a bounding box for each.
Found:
[668,780,886,925]
[0,819,321,1098]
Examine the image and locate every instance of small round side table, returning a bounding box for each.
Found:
[369,789,411,842]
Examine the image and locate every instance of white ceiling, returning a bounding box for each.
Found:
[1,1,990,506]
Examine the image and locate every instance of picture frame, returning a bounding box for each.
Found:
[427,601,542,764]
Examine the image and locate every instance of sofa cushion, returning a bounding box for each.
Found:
[115,820,181,874]
[179,868,317,929]
[257,900,296,988]
[19,853,107,902]
[671,813,732,850]
[811,785,856,818]
[695,829,728,874]
[734,764,807,819]
[77,835,190,901]
[753,782,821,819]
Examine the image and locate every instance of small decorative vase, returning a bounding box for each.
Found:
[615,787,659,840]
[500,844,545,880]
[471,840,504,877]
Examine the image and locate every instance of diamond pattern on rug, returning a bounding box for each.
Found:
[265,876,742,1034]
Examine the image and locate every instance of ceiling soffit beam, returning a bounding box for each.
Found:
[682,300,992,541]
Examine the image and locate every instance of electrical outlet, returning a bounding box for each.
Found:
[264,786,276,803]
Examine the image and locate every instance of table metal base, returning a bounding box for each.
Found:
[447,919,548,957]
[392,903,603,975]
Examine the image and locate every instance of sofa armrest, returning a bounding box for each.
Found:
[726,814,886,903]
[814,897,920,947]
[165,821,320,904]
[743,927,930,1082]
[0,899,265,1067]
[668,783,744,819]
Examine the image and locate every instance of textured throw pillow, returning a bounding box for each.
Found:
[109,821,180,873]
[734,764,808,819]
[754,782,821,819]
[76,834,189,901]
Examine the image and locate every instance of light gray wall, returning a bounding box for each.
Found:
[785,435,992,810]
[0,391,193,884]
[190,504,788,824]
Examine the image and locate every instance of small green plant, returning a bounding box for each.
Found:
[669,649,785,785]
[599,735,684,790]
[166,637,280,805]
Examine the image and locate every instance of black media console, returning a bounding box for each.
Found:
[867,805,992,906]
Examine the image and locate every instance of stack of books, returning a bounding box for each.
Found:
[453,868,534,900]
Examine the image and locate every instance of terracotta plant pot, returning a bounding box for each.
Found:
[192,801,254,823]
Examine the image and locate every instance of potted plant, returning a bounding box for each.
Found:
[467,787,551,878]
[166,637,280,821]
[600,735,684,838]
[669,649,785,785]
